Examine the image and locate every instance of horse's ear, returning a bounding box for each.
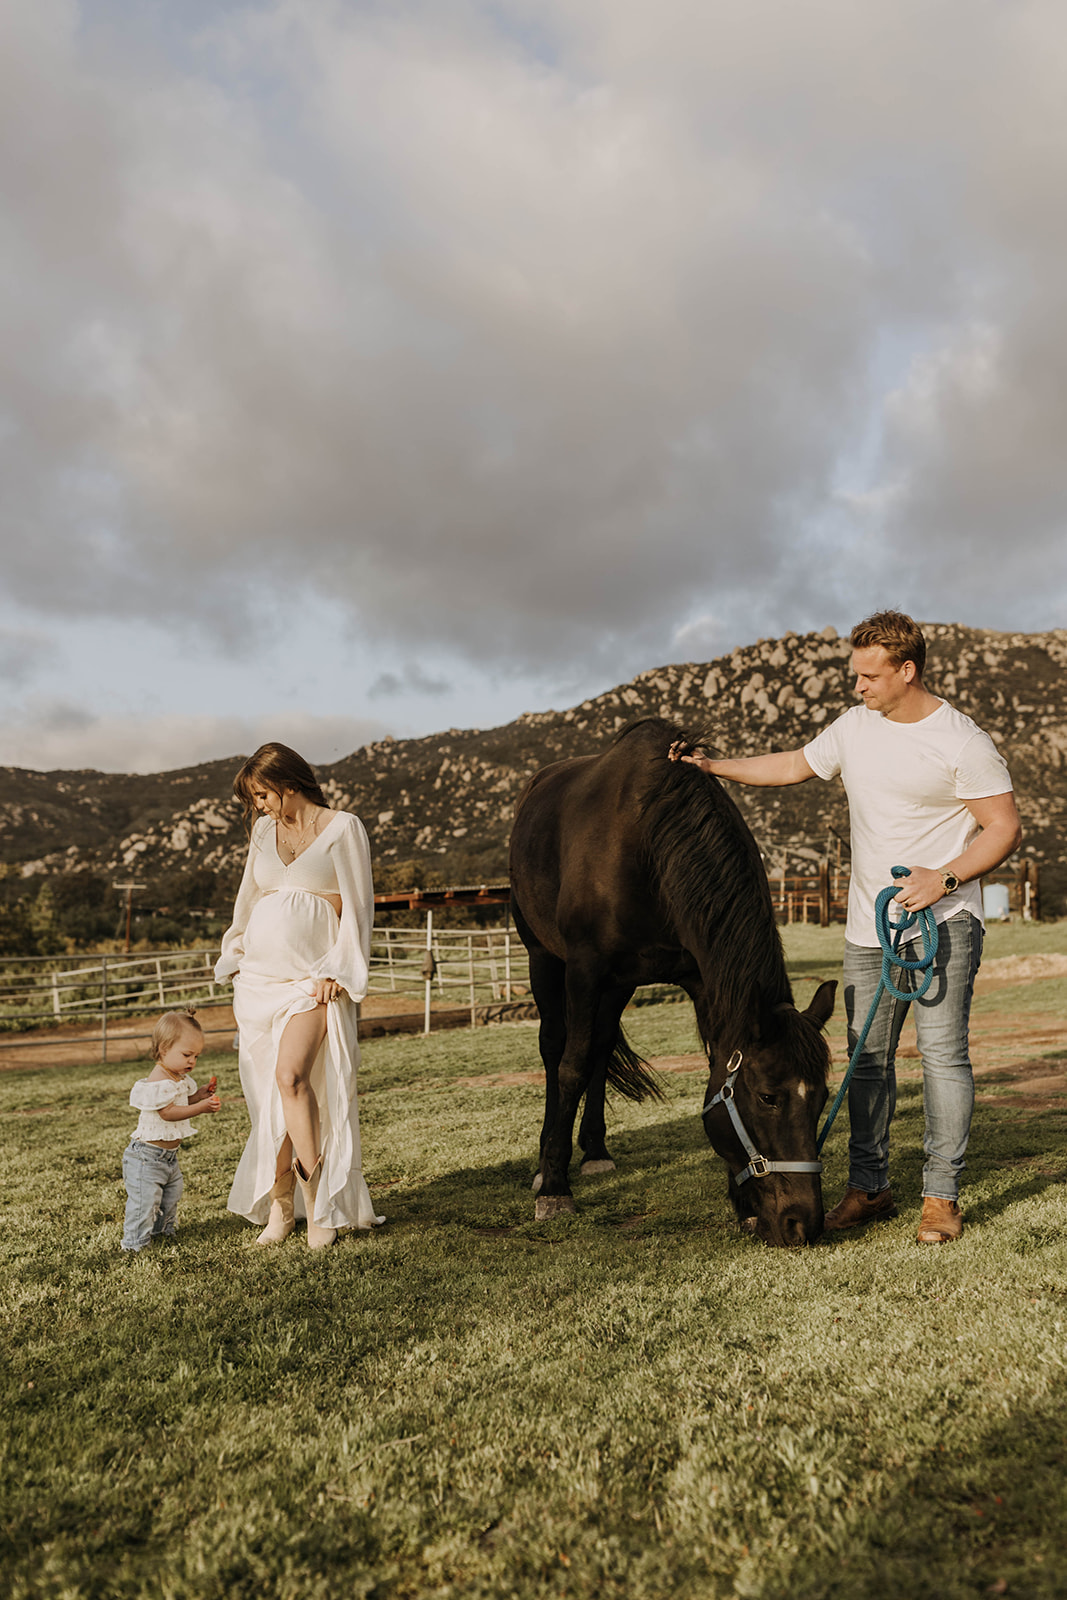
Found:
[803,980,837,1030]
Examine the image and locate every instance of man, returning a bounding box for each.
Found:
[670,611,1022,1243]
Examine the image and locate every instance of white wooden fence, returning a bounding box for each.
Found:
[0,949,223,1058]
[368,915,529,1031]
[0,919,533,1057]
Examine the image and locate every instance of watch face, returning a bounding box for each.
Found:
[943,873,959,892]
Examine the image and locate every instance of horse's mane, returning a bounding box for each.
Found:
[621,718,826,1082]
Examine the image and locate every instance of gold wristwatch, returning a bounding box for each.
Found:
[938,868,960,894]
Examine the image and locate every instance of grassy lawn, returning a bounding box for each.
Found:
[3,943,1066,1598]
[780,913,1067,975]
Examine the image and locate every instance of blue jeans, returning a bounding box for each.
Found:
[122,1140,184,1252]
[842,912,984,1202]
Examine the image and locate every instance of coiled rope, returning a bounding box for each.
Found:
[816,866,940,1154]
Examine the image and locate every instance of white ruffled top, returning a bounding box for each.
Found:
[130,1075,198,1142]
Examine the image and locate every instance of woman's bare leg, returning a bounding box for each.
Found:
[275,1006,329,1175]
[274,1134,293,1183]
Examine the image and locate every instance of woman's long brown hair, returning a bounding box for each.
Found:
[232,742,329,834]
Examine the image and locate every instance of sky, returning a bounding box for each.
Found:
[2,0,1066,773]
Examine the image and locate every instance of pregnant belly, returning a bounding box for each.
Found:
[241,889,339,980]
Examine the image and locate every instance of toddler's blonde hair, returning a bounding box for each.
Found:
[151,1009,203,1061]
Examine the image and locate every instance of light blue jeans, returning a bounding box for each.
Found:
[122,1140,184,1252]
[842,912,984,1202]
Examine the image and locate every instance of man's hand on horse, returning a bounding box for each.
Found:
[668,738,705,766]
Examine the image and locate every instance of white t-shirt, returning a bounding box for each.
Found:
[803,702,1012,947]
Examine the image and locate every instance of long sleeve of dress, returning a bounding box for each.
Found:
[307,814,375,1001]
[214,820,269,983]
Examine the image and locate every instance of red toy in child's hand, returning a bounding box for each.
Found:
[205,1075,217,1095]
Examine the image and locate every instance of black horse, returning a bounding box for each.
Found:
[508,718,836,1247]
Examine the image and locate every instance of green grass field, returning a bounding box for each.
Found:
[4,936,1067,1599]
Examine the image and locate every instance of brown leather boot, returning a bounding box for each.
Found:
[917,1196,963,1243]
[824,1186,898,1230]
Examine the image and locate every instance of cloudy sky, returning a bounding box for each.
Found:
[3,0,1066,772]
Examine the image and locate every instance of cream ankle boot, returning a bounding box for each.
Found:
[293,1157,337,1250]
[256,1167,296,1245]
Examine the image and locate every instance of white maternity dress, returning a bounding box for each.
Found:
[214,811,384,1232]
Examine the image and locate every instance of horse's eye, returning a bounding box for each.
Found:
[758,1093,779,1108]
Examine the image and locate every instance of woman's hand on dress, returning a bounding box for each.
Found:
[311,977,343,1004]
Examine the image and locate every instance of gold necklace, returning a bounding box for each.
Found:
[279,810,319,861]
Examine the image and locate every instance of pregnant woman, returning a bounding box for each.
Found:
[215,742,383,1248]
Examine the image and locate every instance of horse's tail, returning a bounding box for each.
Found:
[607,1025,664,1103]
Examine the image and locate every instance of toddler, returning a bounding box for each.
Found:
[121,1010,221,1254]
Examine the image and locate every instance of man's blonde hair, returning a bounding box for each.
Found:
[151,1009,203,1061]
[849,610,926,678]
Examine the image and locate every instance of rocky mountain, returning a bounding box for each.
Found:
[2,622,1065,941]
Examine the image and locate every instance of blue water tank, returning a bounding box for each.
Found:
[983,883,1010,921]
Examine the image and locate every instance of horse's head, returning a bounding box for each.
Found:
[702,980,836,1247]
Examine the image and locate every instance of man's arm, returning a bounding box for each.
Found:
[669,742,816,787]
[894,791,1024,912]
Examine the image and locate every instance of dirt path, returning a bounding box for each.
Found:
[0,992,433,1072]
[4,971,1064,1110]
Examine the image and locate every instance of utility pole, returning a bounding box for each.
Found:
[112,882,138,954]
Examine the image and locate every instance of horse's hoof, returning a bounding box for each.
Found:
[579,1158,616,1176]
[740,1216,758,1235]
[531,1171,544,1194]
[535,1195,576,1221]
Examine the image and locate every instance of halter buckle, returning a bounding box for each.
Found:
[747,1154,770,1179]
[719,1080,735,1102]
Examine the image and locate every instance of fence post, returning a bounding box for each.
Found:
[156,956,165,1006]
[423,909,433,1035]
[818,859,830,928]
[504,929,512,1003]
[468,935,476,1028]
[101,954,109,1064]
[52,970,61,1019]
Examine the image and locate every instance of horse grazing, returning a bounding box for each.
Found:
[509,717,836,1247]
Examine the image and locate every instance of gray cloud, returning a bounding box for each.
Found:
[0,703,391,775]
[2,0,1065,692]
[0,627,52,686]
[368,663,453,700]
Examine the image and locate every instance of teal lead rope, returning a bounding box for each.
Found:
[815,866,940,1154]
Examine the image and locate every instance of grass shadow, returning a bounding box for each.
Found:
[774,1375,1067,1600]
